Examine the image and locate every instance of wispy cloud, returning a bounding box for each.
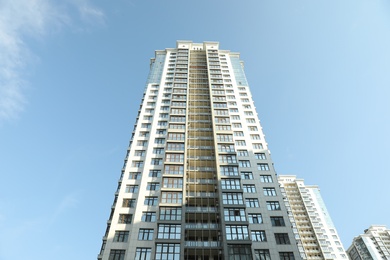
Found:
[0,0,104,123]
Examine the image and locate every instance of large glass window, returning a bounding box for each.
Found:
[221,179,241,190]
[220,166,239,176]
[157,224,181,239]
[161,192,182,203]
[125,185,138,193]
[155,244,180,260]
[260,175,273,183]
[167,143,185,151]
[263,187,277,196]
[162,178,183,188]
[118,214,132,224]
[258,163,270,171]
[144,197,158,206]
[245,198,259,207]
[222,193,243,205]
[122,199,136,208]
[271,217,285,226]
[159,207,182,220]
[226,225,249,240]
[227,245,252,260]
[266,201,281,210]
[164,165,184,175]
[243,184,256,193]
[275,233,290,244]
[165,153,184,162]
[279,252,295,260]
[224,208,246,221]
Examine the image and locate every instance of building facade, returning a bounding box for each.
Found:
[347,225,390,260]
[278,175,348,259]
[98,41,301,260]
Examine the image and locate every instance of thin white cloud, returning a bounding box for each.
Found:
[0,0,104,123]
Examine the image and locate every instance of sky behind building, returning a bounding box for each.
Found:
[0,1,389,259]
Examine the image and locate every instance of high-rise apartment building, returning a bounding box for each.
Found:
[347,225,390,260]
[278,175,348,259]
[98,41,300,260]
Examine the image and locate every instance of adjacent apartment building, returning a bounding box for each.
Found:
[278,175,348,259]
[347,225,390,260]
[97,41,301,260]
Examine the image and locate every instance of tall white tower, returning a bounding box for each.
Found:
[98,41,301,260]
[347,225,390,260]
[278,175,348,259]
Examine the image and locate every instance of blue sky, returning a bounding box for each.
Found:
[0,1,389,259]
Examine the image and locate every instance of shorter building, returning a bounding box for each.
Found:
[347,225,390,260]
[278,175,348,259]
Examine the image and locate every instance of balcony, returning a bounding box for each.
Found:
[185,207,218,213]
[185,223,220,229]
[184,241,221,248]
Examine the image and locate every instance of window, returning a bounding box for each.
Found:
[239,160,251,167]
[113,231,129,242]
[279,252,295,260]
[155,138,165,144]
[125,185,138,193]
[263,188,277,196]
[161,192,182,203]
[226,225,249,240]
[254,249,271,260]
[250,134,261,140]
[266,201,281,210]
[144,196,158,206]
[235,140,246,146]
[258,163,270,171]
[164,165,184,175]
[228,245,252,260]
[221,179,241,190]
[222,193,244,205]
[118,214,132,224]
[167,133,185,140]
[271,216,285,226]
[220,166,239,176]
[237,150,249,156]
[159,207,182,220]
[141,123,151,129]
[245,198,259,207]
[138,229,154,240]
[217,134,233,142]
[162,178,183,188]
[224,208,246,221]
[243,184,256,193]
[135,248,151,260]
[215,125,231,131]
[149,170,161,177]
[142,212,156,222]
[233,123,242,128]
[157,121,167,126]
[218,144,235,152]
[275,233,290,245]
[255,153,266,159]
[151,158,163,165]
[109,249,125,260]
[219,155,237,163]
[234,131,244,136]
[122,198,136,208]
[139,131,149,137]
[251,230,267,242]
[155,244,180,260]
[129,172,141,179]
[147,182,160,191]
[246,118,256,123]
[260,175,273,183]
[166,153,184,162]
[132,161,144,167]
[231,115,240,120]
[157,224,181,239]
[167,143,185,151]
[153,148,164,154]
[244,111,253,116]
[144,115,153,120]
[230,108,239,112]
[241,172,253,179]
[169,123,185,129]
[253,143,263,149]
[248,213,263,224]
